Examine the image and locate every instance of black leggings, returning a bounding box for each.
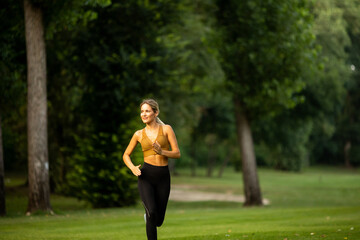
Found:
[138,162,170,240]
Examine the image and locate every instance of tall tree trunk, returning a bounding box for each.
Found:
[234,98,263,206]
[0,114,6,216]
[24,0,52,214]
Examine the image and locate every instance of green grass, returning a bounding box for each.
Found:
[1,166,360,240]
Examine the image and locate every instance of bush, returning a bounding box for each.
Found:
[350,145,360,167]
[66,132,138,208]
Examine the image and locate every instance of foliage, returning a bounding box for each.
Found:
[335,0,360,167]
[66,133,137,208]
[255,0,360,170]
[255,116,313,171]
[298,0,360,167]
[46,0,185,205]
[188,96,237,170]
[1,0,360,213]
[139,0,234,171]
[304,0,351,165]
[0,0,27,171]
[215,0,316,120]
[214,0,317,171]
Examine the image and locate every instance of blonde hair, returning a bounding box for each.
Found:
[140,99,165,125]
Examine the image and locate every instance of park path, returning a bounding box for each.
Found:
[169,184,270,205]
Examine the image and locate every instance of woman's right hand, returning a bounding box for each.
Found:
[131,164,141,176]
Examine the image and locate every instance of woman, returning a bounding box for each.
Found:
[123,99,180,240]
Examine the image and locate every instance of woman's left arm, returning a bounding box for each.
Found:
[153,125,181,159]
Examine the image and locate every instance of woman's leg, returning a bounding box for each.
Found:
[154,172,170,227]
[138,176,158,240]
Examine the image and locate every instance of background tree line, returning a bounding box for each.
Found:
[0,0,359,213]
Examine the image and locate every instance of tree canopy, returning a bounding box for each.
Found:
[1,0,359,208]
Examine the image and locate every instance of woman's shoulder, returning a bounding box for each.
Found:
[133,129,143,140]
[162,124,174,133]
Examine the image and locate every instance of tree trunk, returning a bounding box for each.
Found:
[190,143,197,177]
[234,98,263,206]
[218,146,235,178]
[0,114,6,216]
[24,0,52,214]
[206,146,215,177]
[344,140,353,169]
[190,130,198,177]
[206,135,216,178]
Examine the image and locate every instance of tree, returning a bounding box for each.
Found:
[0,115,4,216]
[307,0,350,167]
[48,0,185,207]
[254,0,360,171]
[43,0,112,193]
[152,0,230,176]
[0,0,27,215]
[234,100,262,206]
[295,0,355,168]
[22,0,111,212]
[24,0,52,214]
[215,0,316,205]
[337,0,360,167]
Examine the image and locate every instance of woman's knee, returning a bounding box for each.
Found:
[148,211,164,227]
[156,214,165,227]
[156,220,164,227]
[147,210,157,222]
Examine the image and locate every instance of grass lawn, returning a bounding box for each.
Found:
[1,166,359,240]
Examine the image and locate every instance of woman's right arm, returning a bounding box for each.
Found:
[123,131,142,176]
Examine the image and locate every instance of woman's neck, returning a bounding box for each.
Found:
[146,121,158,130]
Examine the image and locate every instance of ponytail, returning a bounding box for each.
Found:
[156,117,165,125]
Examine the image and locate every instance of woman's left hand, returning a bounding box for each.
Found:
[153,141,162,155]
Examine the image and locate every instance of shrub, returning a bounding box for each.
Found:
[66,132,138,208]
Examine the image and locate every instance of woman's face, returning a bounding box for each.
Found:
[141,103,157,124]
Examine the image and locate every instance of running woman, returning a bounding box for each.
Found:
[123,99,181,240]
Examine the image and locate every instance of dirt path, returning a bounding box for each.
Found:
[169,184,270,205]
